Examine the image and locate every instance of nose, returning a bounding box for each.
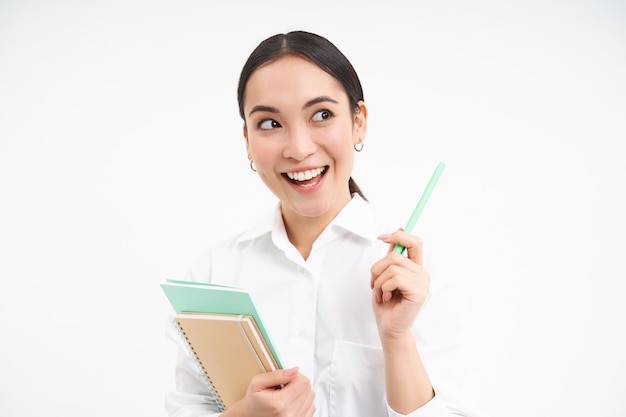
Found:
[282,126,317,161]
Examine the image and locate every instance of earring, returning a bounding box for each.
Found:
[354,141,364,152]
[249,160,257,172]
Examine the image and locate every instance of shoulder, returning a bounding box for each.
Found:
[183,203,279,283]
[183,230,274,283]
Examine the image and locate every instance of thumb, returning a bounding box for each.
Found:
[251,367,300,391]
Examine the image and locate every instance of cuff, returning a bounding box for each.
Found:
[387,393,450,417]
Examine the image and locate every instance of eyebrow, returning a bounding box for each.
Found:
[247,96,339,118]
[248,105,279,118]
[303,96,339,109]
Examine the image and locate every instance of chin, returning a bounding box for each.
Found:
[289,199,335,219]
[296,204,331,218]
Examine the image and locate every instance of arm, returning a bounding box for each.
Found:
[371,230,434,414]
[381,332,434,414]
[371,230,483,417]
[165,250,316,417]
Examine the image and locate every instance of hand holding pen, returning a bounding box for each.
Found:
[370,162,446,338]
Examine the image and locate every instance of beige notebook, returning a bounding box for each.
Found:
[174,313,279,411]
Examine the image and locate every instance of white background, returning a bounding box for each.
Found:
[1,1,625,416]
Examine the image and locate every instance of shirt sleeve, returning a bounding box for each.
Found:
[165,249,224,417]
[164,315,224,417]
[385,391,473,417]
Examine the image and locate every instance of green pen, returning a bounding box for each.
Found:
[393,162,446,254]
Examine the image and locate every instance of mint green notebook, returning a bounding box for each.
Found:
[161,279,283,367]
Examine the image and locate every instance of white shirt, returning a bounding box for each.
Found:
[165,195,483,417]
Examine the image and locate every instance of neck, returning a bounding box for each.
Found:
[281,196,352,260]
[283,215,326,260]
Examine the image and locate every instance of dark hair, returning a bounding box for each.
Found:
[237,30,366,200]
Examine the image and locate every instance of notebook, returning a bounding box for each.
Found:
[173,313,279,410]
[161,279,282,411]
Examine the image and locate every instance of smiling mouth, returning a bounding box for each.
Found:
[283,166,328,186]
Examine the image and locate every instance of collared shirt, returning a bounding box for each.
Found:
[165,195,483,417]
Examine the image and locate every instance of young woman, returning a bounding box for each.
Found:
[166,31,482,417]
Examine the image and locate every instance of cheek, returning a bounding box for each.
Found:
[248,139,278,170]
[323,125,356,161]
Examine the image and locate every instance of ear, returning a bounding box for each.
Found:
[243,123,251,156]
[353,101,368,146]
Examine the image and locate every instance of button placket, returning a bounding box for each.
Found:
[288,264,317,379]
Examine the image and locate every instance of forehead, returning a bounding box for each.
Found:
[243,55,347,110]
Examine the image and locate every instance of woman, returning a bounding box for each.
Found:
[166,31,482,417]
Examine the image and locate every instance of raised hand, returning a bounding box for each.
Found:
[370,229,430,341]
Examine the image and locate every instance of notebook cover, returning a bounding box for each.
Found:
[174,314,278,410]
[161,279,282,367]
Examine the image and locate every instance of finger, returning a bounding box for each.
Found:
[279,373,315,414]
[281,372,312,396]
[370,256,389,290]
[378,230,423,265]
[377,273,424,304]
[380,276,401,303]
[250,367,299,391]
[302,390,317,417]
[377,228,403,255]
[288,377,315,407]
[370,251,418,289]
[372,261,428,303]
[371,263,404,302]
[406,235,423,265]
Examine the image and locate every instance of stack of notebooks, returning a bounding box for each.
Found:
[161,280,282,411]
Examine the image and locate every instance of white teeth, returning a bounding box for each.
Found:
[286,167,326,181]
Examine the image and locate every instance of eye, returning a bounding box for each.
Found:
[258,119,282,130]
[312,109,333,122]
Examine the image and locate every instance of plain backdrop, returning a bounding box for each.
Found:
[1,1,625,416]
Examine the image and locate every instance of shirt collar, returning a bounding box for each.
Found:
[330,194,381,241]
[235,204,280,243]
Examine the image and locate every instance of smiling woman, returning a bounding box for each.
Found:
[165,31,483,417]
[238,32,367,202]
[242,55,366,248]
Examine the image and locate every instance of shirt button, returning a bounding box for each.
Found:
[298,267,312,278]
[298,326,307,337]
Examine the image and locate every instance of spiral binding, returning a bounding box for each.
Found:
[173,318,226,412]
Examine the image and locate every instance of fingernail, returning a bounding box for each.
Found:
[284,366,299,377]
[377,234,391,240]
